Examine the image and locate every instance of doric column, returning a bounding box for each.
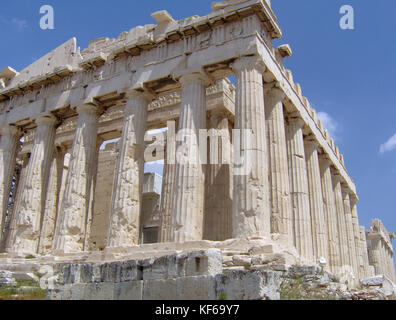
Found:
[3,154,29,252]
[170,72,207,242]
[54,104,99,254]
[231,56,270,238]
[379,242,386,276]
[0,125,20,242]
[158,121,177,243]
[10,116,56,255]
[380,243,387,276]
[319,155,340,274]
[107,91,150,248]
[387,248,393,281]
[304,137,328,264]
[332,174,350,270]
[158,155,175,243]
[359,226,371,278]
[203,114,233,241]
[380,242,387,276]
[264,87,292,243]
[342,191,359,278]
[350,197,363,278]
[389,246,396,282]
[285,115,313,261]
[38,147,66,255]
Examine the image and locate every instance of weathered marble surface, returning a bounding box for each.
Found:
[0,0,393,290]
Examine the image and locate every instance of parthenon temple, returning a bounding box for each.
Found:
[0,0,395,297]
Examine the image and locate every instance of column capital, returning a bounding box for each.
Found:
[0,125,20,137]
[332,173,343,185]
[350,194,359,206]
[264,85,286,104]
[304,135,320,150]
[342,190,351,201]
[287,114,305,129]
[231,55,266,74]
[35,114,57,126]
[179,71,211,86]
[125,89,156,102]
[318,154,332,168]
[76,104,98,116]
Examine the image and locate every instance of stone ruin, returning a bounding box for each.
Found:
[0,0,395,299]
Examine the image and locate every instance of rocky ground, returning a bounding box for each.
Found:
[0,271,47,300]
[279,267,396,300]
[1,266,395,300]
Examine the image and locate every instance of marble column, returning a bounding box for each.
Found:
[54,104,99,254]
[38,147,66,255]
[342,191,358,278]
[380,243,387,276]
[389,248,396,282]
[386,247,393,280]
[304,137,328,264]
[332,174,350,270]
[286,114,313,261]
[10,116,56,255]
[359,226,371,278]
[107,91,150,248]
[203,114,233,241]
[3,154,29,253]
[265,87,292,243]
[350,197,363,278]
[0,126,20,242]
[231,56,270,239]
[170,72,207,242]
[319,155,340,274]
[158,121,177,243]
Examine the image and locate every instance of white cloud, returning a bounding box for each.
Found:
[12,18,27,30]
[317,111,339,139]
[380,134,396,154]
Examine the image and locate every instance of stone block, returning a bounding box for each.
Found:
[140,257,157,280]
[185,249,222,276]
[101,262,121,283]
[222,256,234,267]
[114,281,143,300]
[84,283,115,300]
[248,245,274,255]
[251,253,286,266]
[79,264,94,283]
[287,266,321,279]
[141,254,186,280]
[169,253,188,278]
[361,275,396,297]
[11,272,37,282]
[232,255,252,267]
[62,264,83,284]
[120,260,141,282]
[175,276,217,300]
[361,275,385,287]
[143,278,178,300]
[47,284,72,300]
[215,270,281,300]
[70,283,86,300]
[271,264,288,272]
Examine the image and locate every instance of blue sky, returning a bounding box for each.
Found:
[1,1,395,259]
